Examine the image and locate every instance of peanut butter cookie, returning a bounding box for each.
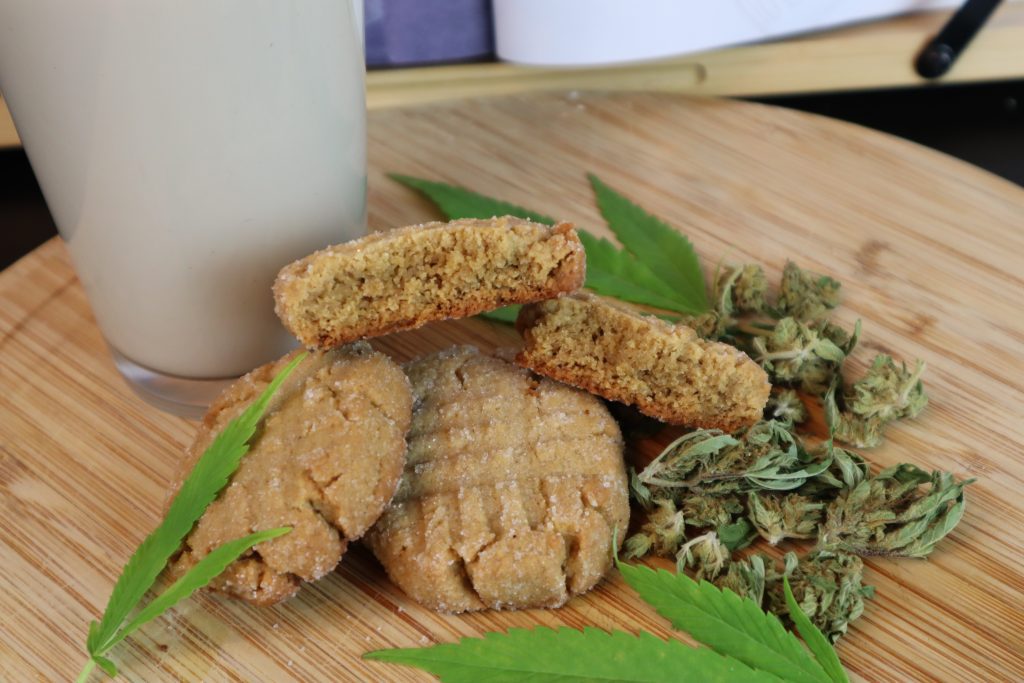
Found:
[516,293,770,431]
[167,343,412,605]
[366,346,629,613]
[273,216,585,349]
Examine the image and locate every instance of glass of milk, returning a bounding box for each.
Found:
[0,1,366,417]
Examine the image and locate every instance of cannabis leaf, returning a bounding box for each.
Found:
[389,173,556,224]
[577,230,694,312]
[81,528,290,682]
[617,562,831,683]
[783,576,849,683]
[367,561,849,683]
[390,173,710,315]
[366,627,780,683]
[80,353,306,680]
[588,173,709,313]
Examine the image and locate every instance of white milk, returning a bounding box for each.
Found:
[0,1,366,379]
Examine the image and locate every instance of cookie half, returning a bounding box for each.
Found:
[274,216,586,349]
[516,293,770,431]
[366,346,629,613]
[167,343,412,605]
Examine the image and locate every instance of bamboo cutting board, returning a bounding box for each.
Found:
[2,93,1023,682]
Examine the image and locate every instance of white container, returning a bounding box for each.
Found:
[0,0,366,415]
[494,0,961,66]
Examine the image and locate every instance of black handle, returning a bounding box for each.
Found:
[915,0,1003,79]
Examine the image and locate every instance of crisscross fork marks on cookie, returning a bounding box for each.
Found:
[367,347,629,613]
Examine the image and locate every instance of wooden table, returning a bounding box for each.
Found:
[2,93,1022,681]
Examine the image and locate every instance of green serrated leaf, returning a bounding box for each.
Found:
[783,577,849,683]
[588,173,709,313]
[617,562,830,683]
[478,305,521,323]
[579,230,696,312]
[110,527,290,651]
[389,173,556,224]
[84,353,305,665]
[577,230,679,300]
[365,627,782,683]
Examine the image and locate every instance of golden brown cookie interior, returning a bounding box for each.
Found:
[516,293,770,431]
[273,216,586,349]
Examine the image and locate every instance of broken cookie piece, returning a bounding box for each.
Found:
[273,216,586,349]
[365,346,629,613]
[516,293,770,431]
[167,343,412,605]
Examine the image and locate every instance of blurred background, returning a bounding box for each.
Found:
[2,0,1021,268]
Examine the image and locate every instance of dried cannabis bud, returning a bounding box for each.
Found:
[623,494,749,561]
[748,492,824,545]
[631,430,741,494]
[751,317,847,395]
[716,263,768,316]
[764,388,808,425]
[830,414,884,450]
[621,257,956,641]
[803,441,869,496]
[626,421,833,563]
[623,498,687,559]
[632,421,831,500]
[769,551,875,643]
[717,550,874,642]
[676,532,731,580]
[716,553,768,605]
[826,356,928,448]
[817,464,973,558]
[846,356,927,422]
[684,261,769,341]
[678,311,725,340]
[740,420,833,490]
[682,493,745,529]
[821,319,860,354]
[775,261,841,322]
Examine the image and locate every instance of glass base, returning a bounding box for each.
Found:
[111,347,236,419]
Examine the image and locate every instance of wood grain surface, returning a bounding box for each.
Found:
[1,93,1022,682]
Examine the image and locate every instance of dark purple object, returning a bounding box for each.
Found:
[364,0,494,67]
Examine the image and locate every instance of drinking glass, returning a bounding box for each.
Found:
[0,0,366,417]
